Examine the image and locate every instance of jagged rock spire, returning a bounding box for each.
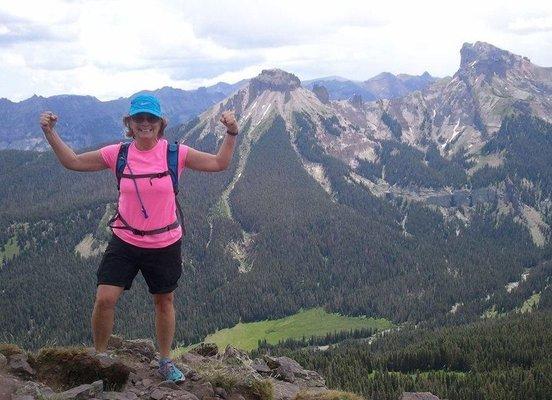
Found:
[249,69,301,93]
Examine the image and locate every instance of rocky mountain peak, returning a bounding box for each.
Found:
[370,72,396,82]
[459,41,529,77]
[249,69,302,93]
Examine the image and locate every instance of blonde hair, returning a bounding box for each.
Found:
[123,115,168,138]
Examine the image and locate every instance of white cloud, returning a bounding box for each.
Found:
[0,0,551,101]
[182,0,387,48]
[507,16,552,33]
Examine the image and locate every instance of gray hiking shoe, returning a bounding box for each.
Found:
[158,358,185,382]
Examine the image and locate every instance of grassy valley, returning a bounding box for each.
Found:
[174,307,393,354]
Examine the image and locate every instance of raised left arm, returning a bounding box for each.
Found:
[185,111,238,172]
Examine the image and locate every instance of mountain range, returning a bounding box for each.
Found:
[0,72,434,152]
[0,81,246,151]
[304,71,437,101]
[0,41,551,352]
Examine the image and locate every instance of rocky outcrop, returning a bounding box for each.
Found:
[247,69,302,103]
[0,338,336,400]
[312,85,330,104]
[249,69,302,93]
[459,41,529,79]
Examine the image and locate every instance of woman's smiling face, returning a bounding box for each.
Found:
[129,112,161,139]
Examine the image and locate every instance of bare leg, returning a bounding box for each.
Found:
[91,284,124,353]
[153,292,176,359]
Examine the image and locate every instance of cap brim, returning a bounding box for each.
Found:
[129,109,162,117]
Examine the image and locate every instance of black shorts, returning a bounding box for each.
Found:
[97,234,182,294]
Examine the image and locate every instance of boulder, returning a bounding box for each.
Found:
[8,353,36,378]
[180,352,206,364]
[104,391,139,400]
[173,390,200,400]
[251,359,271,374]
[222,346,250,366]
[150,388,166,400]
[128,371,140,385]
[0,375,18,399]
[214,386,228,398]
[262,355,280,370]
[57,380,103,400]
[157,380,181,390]
[189,381,215,399]
[14,381,55,398]
[262,356,322,383]
[186,369,202,381]
[120,339,157,361]
[141,378,154,389]
[272,382,327,400]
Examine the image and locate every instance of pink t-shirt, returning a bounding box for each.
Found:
[100,139,189,248]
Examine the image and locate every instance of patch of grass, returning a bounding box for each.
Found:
[520,293,541,313]
[294,389,364,400]
[0,343,24,357]
[196,308,393,352]
[172,343,197,359]
[0,235,20,264]
[481,304,507,319]
[206,370,240,393]
[193,360,273,400]
[247,377,273,400]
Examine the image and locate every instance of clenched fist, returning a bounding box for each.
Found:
[220,110,238,135]
[40,111,58,135]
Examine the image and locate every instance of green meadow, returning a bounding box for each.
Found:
[174,307,393,355]
[520,293,540,313]
[0,235,19,265]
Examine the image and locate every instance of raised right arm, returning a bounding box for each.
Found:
[40,111,108,172]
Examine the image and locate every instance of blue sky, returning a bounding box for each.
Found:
[1,0,551,101]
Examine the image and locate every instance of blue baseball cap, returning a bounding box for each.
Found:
[129,94,162,117]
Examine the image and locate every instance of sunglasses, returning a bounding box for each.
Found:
[130,113,161,123]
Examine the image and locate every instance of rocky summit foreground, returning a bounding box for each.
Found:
[0,336,358,400]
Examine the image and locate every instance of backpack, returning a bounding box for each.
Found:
[108,141,185,236]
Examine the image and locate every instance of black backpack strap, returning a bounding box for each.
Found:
[111,212,180,236]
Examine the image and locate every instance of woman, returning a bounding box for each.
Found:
[39,94,238,382]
